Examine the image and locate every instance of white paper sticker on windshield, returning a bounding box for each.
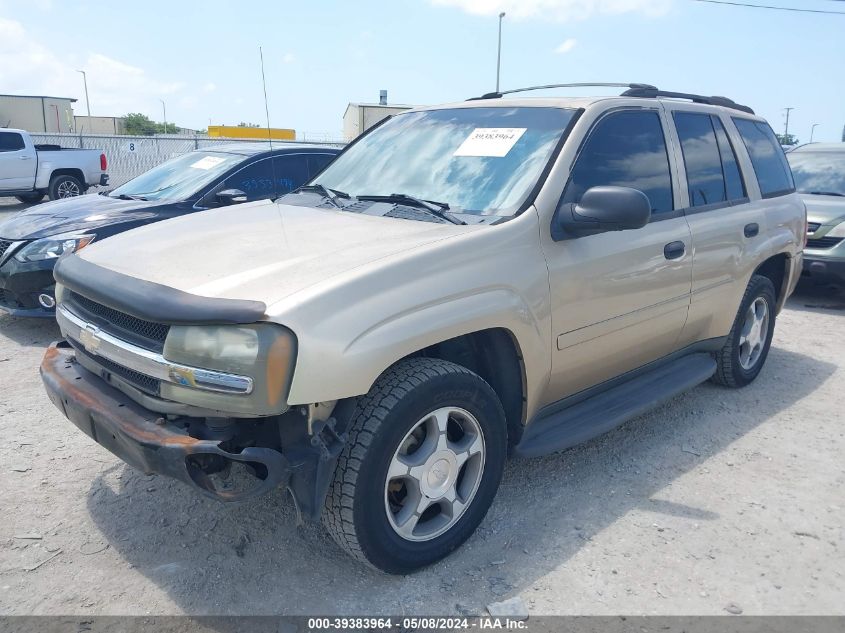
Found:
[453,127,527,157]
[190,156,226,170]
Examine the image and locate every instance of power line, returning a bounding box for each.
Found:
[692,0,845,14]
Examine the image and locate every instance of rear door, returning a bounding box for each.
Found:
[665,107,782,346]
[0,131,36,191]
[541,106,694,402]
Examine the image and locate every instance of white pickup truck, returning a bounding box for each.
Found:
[0,128,108,203]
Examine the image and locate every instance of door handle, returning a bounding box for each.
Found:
[664,241,686,260]
[744,223,759,238]
[20,155,32,160]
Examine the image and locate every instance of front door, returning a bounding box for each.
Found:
[540,108,693,405]
[0,131,35,191]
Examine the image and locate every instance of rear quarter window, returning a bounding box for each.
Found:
[732,118,794,198]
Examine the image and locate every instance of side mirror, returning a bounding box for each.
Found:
[555,186,652,238]
[216,189,248,205]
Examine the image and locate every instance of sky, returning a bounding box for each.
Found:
[0,0,842,142]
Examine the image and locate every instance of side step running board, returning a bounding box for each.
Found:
[514,353,717,458]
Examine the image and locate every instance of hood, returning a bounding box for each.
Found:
[0,194,169,240]
[800,193,845,226]
[78,200,475,308]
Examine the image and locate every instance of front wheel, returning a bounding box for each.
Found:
[323,358,507,574]
[48,174,83,200]
[712,274,777,388]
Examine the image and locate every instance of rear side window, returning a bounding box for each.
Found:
[272,155,310,194]
[732,118,794,197]
[307,153,335,178]
[562,110,674,214]
[674,112,726,207]
[0,132,25,152]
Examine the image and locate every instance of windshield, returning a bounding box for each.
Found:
[109,151,244,201]
[787,151,845,196]
[315,106,577,216]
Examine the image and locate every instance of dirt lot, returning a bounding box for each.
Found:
[1,197,843,615]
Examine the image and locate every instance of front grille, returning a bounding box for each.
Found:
[0,239,13,261]
[807,222,821,233]
[65,291,170,352]
[68,338,161,396]
[806,236,843,250]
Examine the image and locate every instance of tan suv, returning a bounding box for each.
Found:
[40,84,805,573]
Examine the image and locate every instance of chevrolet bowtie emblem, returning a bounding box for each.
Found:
[78,324,102,355]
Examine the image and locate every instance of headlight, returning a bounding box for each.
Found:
[828,221,845,238]
[162,323,296,415]
[15,233,95,263]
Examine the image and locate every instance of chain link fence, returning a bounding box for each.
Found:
[30,133,345,189]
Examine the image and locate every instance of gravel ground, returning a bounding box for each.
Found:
[1,196,843,615]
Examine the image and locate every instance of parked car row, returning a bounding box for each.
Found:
[0,143,341,316]
[2,85,814,572]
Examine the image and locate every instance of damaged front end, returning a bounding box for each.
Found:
[40,342,348,519]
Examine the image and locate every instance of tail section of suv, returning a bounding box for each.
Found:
[40,84,804,573]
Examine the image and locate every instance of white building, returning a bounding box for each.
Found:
[343,101,416,141]
[0,94,76,133]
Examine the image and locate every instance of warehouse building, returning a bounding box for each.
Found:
[343,90,415,140]
[0,94,76,133]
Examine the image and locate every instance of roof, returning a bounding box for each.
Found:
[200,142,343,156]
[789,142,845,153]
[0,93,77,102]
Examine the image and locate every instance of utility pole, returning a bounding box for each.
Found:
[160,99,167,134]
[76,70,91,119]
[810,123,819,143]
[783,107,794,138]
[496,12,506,93]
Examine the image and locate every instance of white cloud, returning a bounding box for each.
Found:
[430,0,672,21]
[282,52,295,64]
[0,17,189,123]
[554,38,577,53]
[202,82,217,93]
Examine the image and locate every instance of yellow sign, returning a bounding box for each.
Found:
[207,126,296,140]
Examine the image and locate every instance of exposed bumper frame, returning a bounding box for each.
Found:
[40,342,290,502]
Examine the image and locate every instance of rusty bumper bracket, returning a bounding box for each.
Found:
[40,342,290,502]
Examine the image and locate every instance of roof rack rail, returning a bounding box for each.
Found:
[620,87,755,115]
[467,82,657,101]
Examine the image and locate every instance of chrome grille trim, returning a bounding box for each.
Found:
[57,304,254,395]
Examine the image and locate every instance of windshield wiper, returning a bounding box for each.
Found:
[356,193,466,225]
[113,193,148,201]
[294,184,350,209]
[805,191,845,197]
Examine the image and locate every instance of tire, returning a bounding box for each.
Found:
[15,193,44,204]
[323,357,507,574]
[712,274,777,388]
[48,174,83,200]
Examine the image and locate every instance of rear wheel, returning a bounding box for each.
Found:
[48,174,83,200]
[15,193,44,204]
[323,357,507,574]
[712,274,776,388]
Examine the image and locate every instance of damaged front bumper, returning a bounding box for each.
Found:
[40,342,344,511]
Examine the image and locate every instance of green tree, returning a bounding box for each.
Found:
[776,133,799,146]
[122,113,180,136]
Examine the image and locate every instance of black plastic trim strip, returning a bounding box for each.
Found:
[54,255,267,325]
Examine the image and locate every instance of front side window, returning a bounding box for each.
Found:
[732,118,794,198]
[787,151,845,197]
[315,106,578,216]
[221,158,275,201]
[272,155,310,194]
[561,110,674,214]
[0,132,25,152]
[307,153,335,178]
[674,112,726,207]
[110,151,243,201]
